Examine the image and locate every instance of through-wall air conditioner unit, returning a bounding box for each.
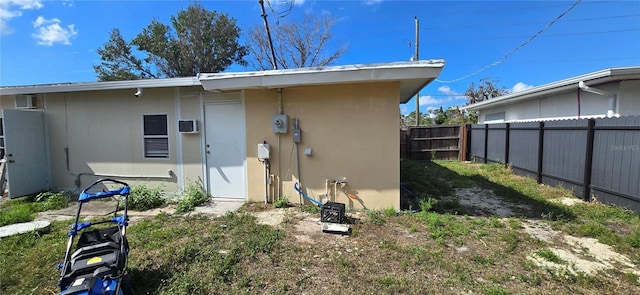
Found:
[178,119,199,133]
[15,95,37,109]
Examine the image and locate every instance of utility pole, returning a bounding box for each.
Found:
[259,0,278,70]
[414,16,420,126]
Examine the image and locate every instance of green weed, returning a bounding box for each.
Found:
[383,207,397,217]
[300,204,320,214]
[129,185,165,211]
[536,248,564,264]
[176,179,210,213]
[273,196,290,208]
[367,210,387,225]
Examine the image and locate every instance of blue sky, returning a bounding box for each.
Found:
[1,0,639,115]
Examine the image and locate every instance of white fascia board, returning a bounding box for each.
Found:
[461,66,640,111]
[0,77,201,95]
[199,60,445,102]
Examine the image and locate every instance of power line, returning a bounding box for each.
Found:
[436,0,584,84]
[422,14,640,31]
[426,28,640,43]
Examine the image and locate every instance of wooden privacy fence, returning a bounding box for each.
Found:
[402,125,466,161]
[467,116,640,213]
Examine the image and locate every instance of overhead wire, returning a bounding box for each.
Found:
[435,0,584,83]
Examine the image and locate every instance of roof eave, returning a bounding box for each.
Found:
[461,66,640,111]
[0,77,202,96]
[198,60,445,103]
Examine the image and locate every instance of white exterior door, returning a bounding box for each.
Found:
[204,100,246,199]
[2,109,49,198]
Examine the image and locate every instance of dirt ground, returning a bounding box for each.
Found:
[251,188,640,286]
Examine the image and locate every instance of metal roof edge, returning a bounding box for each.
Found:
[198,60,446,81]
[0,77,202,95]
[199,60,445,103]
[461,66,640,111]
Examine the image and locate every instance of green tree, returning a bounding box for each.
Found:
[94,2,246,81]
[427,106,476,125]
[246,14,347,70]
[465,77,507,105]
[402,111,432,126]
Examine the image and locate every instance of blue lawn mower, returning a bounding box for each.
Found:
[57,179,131,295]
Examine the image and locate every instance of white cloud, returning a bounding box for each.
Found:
[418,85,468,106]
[438,85,466,100]
[511,82,534,93]
[32,16,77,46]
[0,0,43,35]
[364,0,383,5]
[269,0,304,7]
[418,95,443,106]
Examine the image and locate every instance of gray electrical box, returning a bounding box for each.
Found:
[258,143,270,159]
[293,128,301,143]
[272,114,288,133]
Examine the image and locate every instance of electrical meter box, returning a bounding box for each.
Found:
[272,114,288,133]
[258,143,270,160]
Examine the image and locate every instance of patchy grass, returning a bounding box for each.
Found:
[3,160,640,294]
[0,191,71,226]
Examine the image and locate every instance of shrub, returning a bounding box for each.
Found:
[128,185,165,211]
[273,196,289,208]
[176,179,210,213]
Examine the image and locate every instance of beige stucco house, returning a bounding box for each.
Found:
[0,60,444,210]
[462,67,640,123]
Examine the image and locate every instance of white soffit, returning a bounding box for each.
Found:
[198,60,445,103]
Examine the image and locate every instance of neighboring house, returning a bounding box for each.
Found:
[0,60,444,210]
[461,67,640,123]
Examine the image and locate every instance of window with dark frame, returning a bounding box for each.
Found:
[143,114,169,158]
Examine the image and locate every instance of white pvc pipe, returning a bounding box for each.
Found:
[578,81,617,117]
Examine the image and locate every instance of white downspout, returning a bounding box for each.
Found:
[578,81,618,117]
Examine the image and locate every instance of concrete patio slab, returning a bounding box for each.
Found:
[0,220,50,238]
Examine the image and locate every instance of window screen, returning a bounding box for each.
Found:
[143,114,168,158]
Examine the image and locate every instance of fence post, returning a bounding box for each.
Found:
[537,121,544,183]
[582,118,596,202]
[504,123,510,168]
[466,124,472,161]
[484,124,488,164]
[459,125,465,161]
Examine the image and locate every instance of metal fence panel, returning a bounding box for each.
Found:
[542,120,587,188]
[591,116,640,207]
[470,124,485,161]
[487,123,507,163]
[509,122,540,174]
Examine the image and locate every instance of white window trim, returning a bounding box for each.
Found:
[142,113,170,159]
